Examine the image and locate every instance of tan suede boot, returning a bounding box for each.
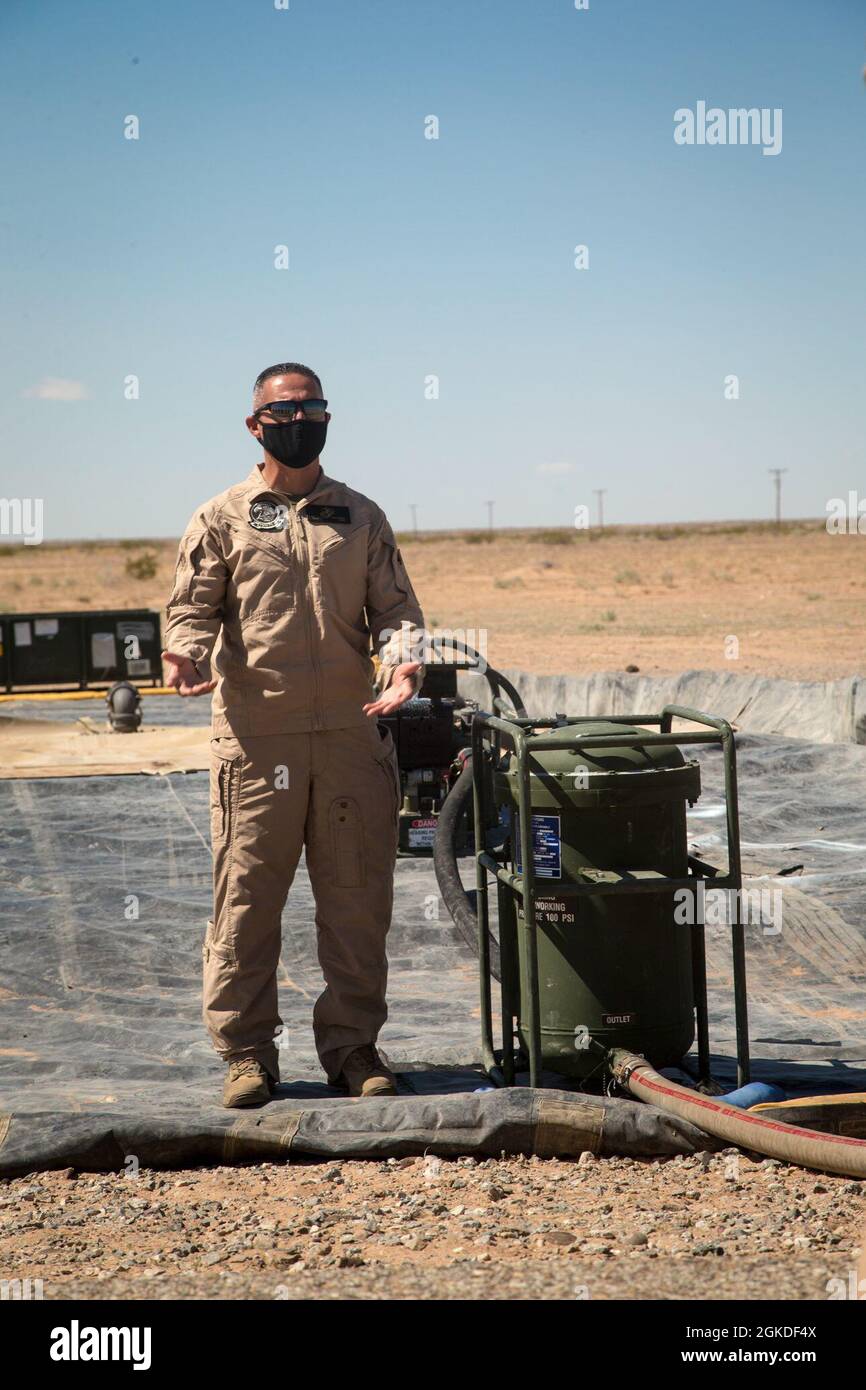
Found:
[222,1058,275,1109]
[338,1045,397,1097]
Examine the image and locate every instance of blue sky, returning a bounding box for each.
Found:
[1,0,864,539]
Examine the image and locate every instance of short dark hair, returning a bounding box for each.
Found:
[253,361,323,404]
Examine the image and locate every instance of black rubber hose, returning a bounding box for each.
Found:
[431,650,525,984]
[489,673,528,720]
[433,758,501,981]
[424,637,528,721]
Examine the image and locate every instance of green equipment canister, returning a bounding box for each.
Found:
[494,721,702,1078]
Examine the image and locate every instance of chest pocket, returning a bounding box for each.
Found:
[227,522,297,621]
[311,523,369,616]
[313,520,367,554]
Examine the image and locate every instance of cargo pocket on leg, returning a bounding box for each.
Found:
[203,920,239,1026]
[330,797,365,887]
[210,739,241,844]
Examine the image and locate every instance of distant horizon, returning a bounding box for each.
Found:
[0,513,841,550]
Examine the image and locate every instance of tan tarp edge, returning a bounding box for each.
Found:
[533,1095,605,1157]
[0,716,209,778]
[460,668,866,745]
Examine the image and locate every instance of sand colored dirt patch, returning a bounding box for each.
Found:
[0,715,208,778]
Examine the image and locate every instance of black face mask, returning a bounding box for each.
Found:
[259,419,328,470]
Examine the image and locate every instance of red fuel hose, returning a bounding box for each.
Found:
[611,1050,866,1178]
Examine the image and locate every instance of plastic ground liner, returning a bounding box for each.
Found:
[1,688,865,1171]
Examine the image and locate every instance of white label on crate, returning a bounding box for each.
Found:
[33,618,59,637]
[91,632,116,668]
[126,658,152,676]
[117,620,155,641]
[514,812,562,879]
[13,621,32,647]
[408,818,437,848]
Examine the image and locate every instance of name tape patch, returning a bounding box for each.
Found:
[305,504,351,524]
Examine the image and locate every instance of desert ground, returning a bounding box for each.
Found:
[0,518,863,681]
[2,518,864,1303]
[2,1151,862,1302]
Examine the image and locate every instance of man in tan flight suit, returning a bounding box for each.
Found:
[162,362,425,1108]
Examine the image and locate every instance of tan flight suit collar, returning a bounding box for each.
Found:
[241,463,340,509]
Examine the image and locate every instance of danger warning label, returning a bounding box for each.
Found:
[408,818,437,849]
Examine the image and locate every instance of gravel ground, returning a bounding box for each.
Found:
[2,1150,863,1302]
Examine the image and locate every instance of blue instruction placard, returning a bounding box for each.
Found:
[513,811,562,879]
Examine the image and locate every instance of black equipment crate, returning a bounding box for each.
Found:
[0,609,162,692]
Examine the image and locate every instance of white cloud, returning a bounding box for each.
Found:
[536,461,575,476]
[22,378,89,401]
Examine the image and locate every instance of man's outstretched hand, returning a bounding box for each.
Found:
[161,649,217,697]
[362,662,422,717]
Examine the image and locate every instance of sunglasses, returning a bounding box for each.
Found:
[254,399,328,423]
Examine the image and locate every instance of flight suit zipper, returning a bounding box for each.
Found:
[286,501,323,730]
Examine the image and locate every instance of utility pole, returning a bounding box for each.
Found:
[593,488,607,530]
[485,500,495,533]
[409,504,418,537]
[768,469,787,526]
